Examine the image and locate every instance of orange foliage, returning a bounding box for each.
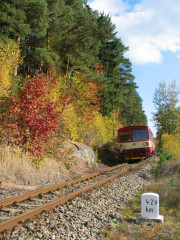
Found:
[81,81,100,121]
[95,62,105,75]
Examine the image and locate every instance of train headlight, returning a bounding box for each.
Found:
[143,142,149,146]
[120,144,126,148]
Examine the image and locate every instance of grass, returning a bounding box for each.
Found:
[0,144,65,186]
[0,142,92,188]
[104,155,180,240]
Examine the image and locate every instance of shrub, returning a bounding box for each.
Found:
[161,133,180,160]
[0,41,20,97]
[5,71,71,156]
[158,147,174,163]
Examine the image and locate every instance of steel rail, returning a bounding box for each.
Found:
[0,163,127,208]
[0,157,152,234]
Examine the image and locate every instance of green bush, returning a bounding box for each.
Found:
[158,147,174,163]
[151,148,174,178]
[151,165,161,177]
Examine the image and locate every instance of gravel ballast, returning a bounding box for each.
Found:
[4,158,156,240]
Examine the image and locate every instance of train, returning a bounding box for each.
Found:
[118,125,155,161]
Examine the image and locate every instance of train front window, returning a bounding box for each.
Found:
[119,132,133,142]
[133,129,149,141]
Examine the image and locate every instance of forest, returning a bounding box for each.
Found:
[0,0,147,157]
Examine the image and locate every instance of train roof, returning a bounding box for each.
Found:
[118,125,150,132]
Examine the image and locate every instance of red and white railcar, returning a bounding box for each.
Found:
[118,126,155,161]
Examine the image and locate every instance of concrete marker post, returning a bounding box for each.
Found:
[136,193,164,224]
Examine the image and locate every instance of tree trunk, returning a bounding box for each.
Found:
[113,105,116,136]
[66,57,70,74]
[47,31,50,49]
[14,36,20,76]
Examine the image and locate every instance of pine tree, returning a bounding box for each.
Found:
[49,0,100,73]
[0,0,48,42]
[0,0,49,75]
[98,37,132,113]
[120,88,147,126]
[98,36,147,126]
[0,0,30,43]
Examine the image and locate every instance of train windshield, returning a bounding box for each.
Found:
[133,129,149,141]
[119,131,133,142]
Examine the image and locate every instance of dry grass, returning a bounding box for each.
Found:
[0,145,68,186]
[0,143,92,188]
[106,159,180,240]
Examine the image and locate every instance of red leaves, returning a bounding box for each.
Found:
[4,69,102,155]
[7,71,70,156]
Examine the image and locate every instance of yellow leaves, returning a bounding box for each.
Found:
[60,104,122,146]
[0,65,10,96]
[86,111,122,146]
[48,75,67,103]
[93,113,114,143]
[35,70,123,146]
[61,103,79,141]
[0,42,20,97]
[161,133,180,160]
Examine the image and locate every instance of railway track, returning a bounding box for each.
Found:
[0,157,153,237]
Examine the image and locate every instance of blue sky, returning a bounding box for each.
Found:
[88,0,180,136]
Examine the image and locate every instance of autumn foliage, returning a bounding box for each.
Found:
[56,73,102,142]
[0,51,122,157]
[0,42,120,157]
[58,72,122,146]
[161,133,180,160]
[6,70,71,156]
[95,62,105,75]
[0,42,20,97]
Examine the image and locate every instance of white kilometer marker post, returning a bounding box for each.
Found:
[136,193,164,224]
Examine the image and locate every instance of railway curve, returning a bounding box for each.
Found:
[0,156,156,239]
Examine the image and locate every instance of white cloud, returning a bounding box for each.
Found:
[89,0,129,15]
[127,38,163,64]
[88,0,180,65]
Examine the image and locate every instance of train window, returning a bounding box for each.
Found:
[119,132,133,142]
[133,129,149,141]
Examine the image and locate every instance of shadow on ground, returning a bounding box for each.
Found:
[96,142,143,167]
[95,142,126,167]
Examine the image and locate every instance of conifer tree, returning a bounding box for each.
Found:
[0,0,147,133]
[120,88,147,126]
[98,36,147,125]
[0,0,30,43]
[0,0,48,42]
[49,0,100,73]
[0,0,49,75]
